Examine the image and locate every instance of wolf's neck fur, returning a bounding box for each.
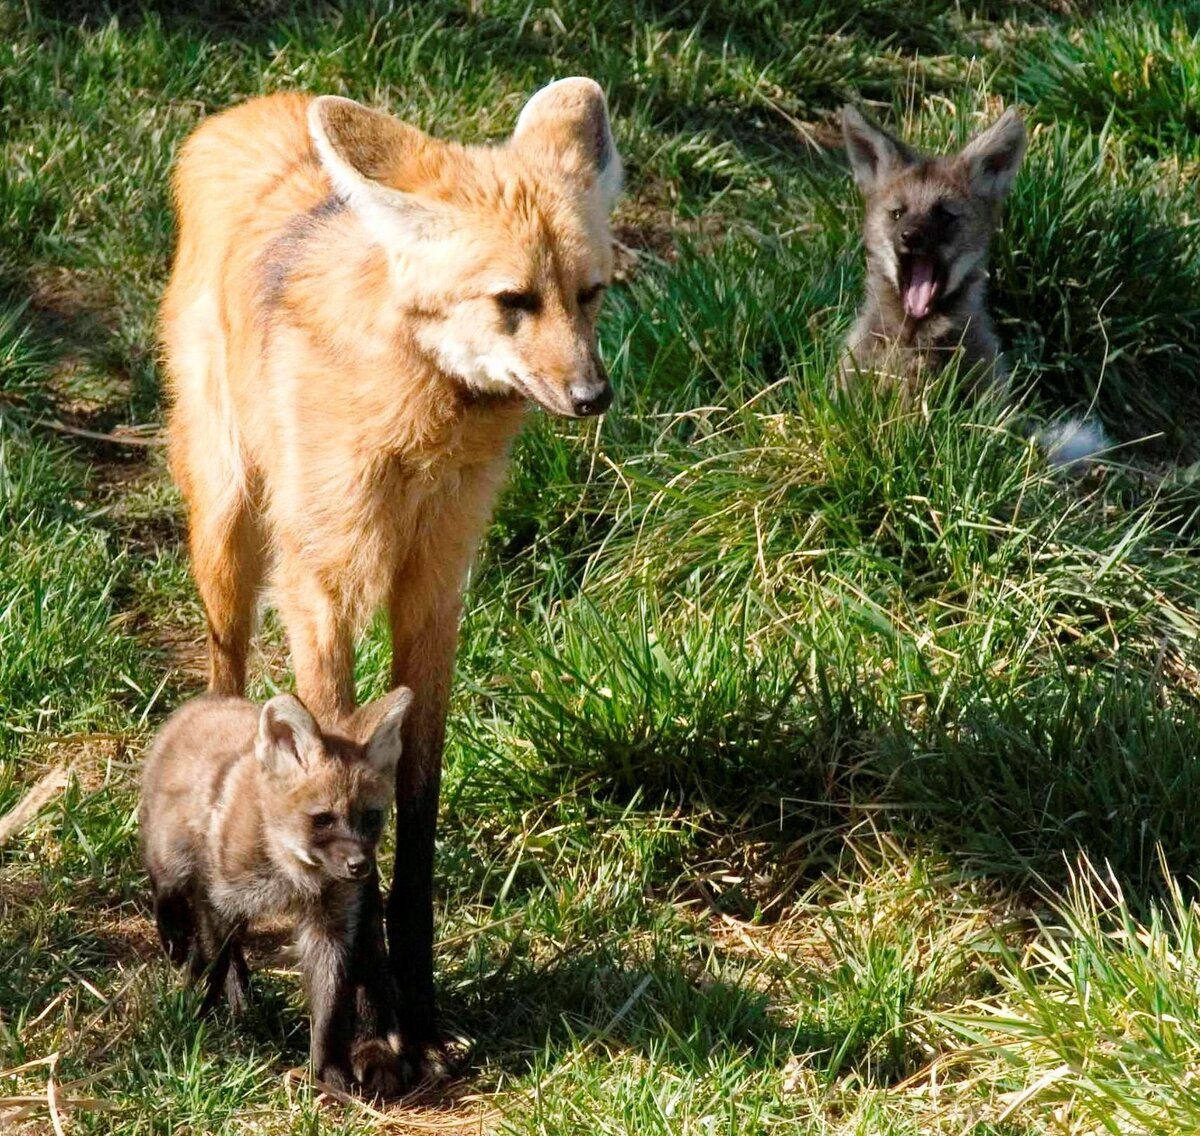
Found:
[839,252,1006,396]
[862,258,992,352]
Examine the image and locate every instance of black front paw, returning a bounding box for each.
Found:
[313,1061,353,1094]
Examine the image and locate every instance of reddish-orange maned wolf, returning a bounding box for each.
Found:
[161,79,622,1073]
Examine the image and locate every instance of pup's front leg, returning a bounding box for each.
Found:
[297,914,355,1091]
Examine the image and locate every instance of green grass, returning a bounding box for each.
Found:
[4,1,1200,1133]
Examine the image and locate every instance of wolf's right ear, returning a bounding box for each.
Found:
[360,687,414,777]
[955,107,1027,201]
[841,106,916,194]
[257,695,323,779]
[309,96,448,241]
[512,78,622,211]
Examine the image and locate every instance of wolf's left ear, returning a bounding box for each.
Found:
[257,695,323,779]
[956,108,1027,201]
[512,78,622,210]
[309,96,447,240]
[842,106,916,194]
[358,686,414,776]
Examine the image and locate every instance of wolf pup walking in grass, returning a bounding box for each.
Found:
[139,689,412,1094]
[161,79,621,1074]
[839,104,1027,398]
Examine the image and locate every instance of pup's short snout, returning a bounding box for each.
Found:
[345,854,372,879]
[899,227,928,253]
[570,378,612,417]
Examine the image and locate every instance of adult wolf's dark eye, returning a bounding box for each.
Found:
[578,283,605,306]
[311,812,335,830]
[495,291,540,315]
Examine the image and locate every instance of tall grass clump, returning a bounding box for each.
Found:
[996,123,1200,451]
[455,361,1200,884]
[1016,3,1200,160]
[950,853,1200,1134]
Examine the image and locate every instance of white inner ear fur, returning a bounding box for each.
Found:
[589,111,623,211]
[258,694,321,776]
[364,687,413,774]
[308,96,448,249]
[958,109,1027,200]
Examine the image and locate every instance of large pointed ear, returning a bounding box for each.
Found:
[842,105,917,194]
[308,95,446,239]
[352,687,414,777]
[512,78,622,210]
[955,107,1027,201]
[256,695,323,780]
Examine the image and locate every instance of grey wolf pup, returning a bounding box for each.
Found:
[839,104,1027,397]
[139,688,411,1094]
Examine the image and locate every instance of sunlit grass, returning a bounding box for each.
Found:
[3,1,1200,1133]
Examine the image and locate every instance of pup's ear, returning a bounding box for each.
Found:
[512,77,622,210]
[356,687,414,777]
[841,105,916,194]
[956,107,1027,200]
[257,695,323,779]
[309,95,448,240]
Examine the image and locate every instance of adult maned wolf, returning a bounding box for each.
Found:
[161,79,622,1074]
[839,104,1027,397]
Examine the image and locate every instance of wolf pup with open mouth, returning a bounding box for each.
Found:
[838,104,1026,398]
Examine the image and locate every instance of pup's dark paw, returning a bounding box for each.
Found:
[351,1038,410,1099]
[407,1037,462,1086]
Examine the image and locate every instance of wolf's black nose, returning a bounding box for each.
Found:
[346,855,370,879]
[899,228,922,251]
[570,380,613,417]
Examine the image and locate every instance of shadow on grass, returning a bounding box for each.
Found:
[442,944,870,1085]
[471,656,1200,911]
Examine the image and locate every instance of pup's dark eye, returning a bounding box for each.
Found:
[932,202,957,224]
[890,207,905,221]
[577,283,605,306]
[362,808,384,831]
[311,812,335,830]
[495,291,540,315]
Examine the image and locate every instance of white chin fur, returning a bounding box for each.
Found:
[881,250,901,291]
[423,331,520,396]
[284,838,319,868]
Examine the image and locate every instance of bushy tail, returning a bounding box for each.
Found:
[1036,416,1111,472]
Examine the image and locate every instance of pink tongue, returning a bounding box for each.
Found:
[903,257,937,319]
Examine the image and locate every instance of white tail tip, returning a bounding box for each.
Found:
[1038,417,1110,471]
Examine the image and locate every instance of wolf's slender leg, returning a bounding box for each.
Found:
[276,559,356,724]
[385,590,460,1056]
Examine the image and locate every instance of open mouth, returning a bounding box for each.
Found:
[900,254,942,320]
